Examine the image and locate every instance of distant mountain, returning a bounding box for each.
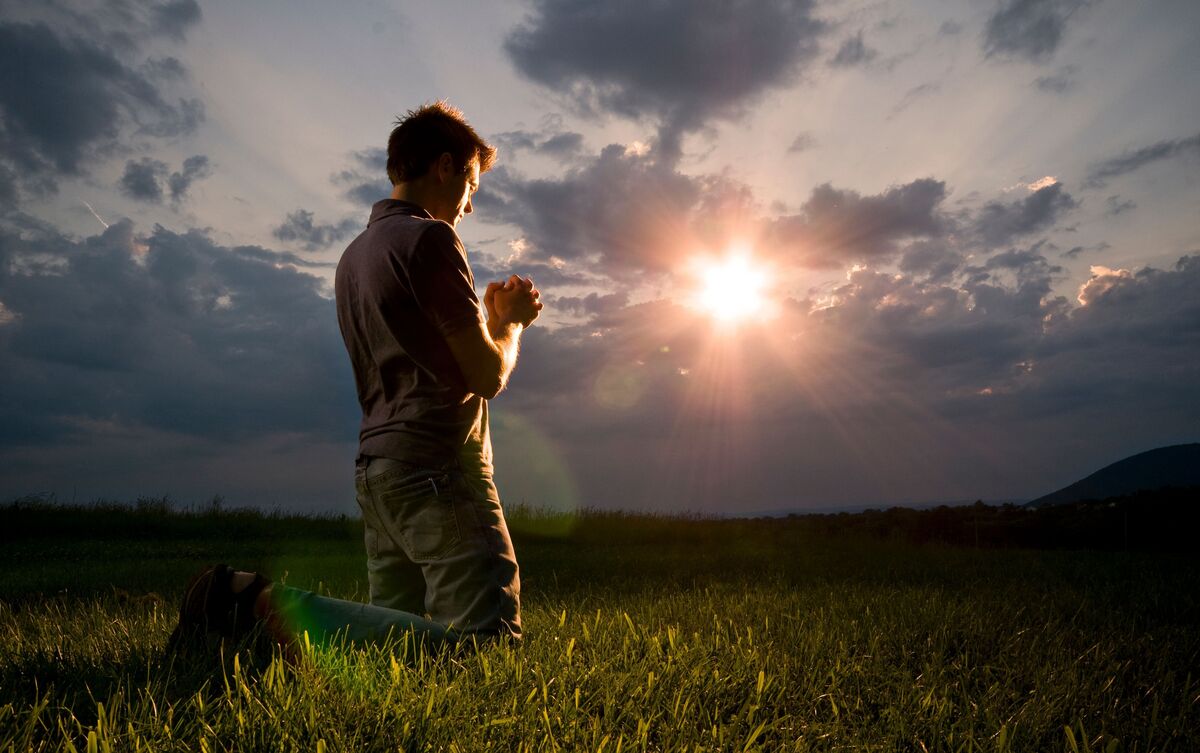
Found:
[1027,443,1200,508]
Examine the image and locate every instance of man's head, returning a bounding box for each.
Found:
[387,101,496,227]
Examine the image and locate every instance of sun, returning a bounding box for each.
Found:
[690,250,772,328]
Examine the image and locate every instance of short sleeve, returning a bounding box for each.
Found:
[406,222,485,337]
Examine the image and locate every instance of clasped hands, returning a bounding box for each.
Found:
[485,274,543,328]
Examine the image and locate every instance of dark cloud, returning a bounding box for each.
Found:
[493,129,584,158]
[899,240,964,282]
[470,143,1074,290]
[1033,65,1078,93]
[5,0,204,50]
[119,158,168,202]
[487,249,1200,510]
[551,291,629,318]
[969,242,1064,294]
[118,154,210,204]
[983,0,1086,63]
[0,220,355,456]
[1084,132,1200,189]
[152,0,202,41]
[168,154,211,202]
[830,31,877,68]
[972,182,1077,247]
[0,163,16,206]
[1030,256,1200,419]
[493,131,537,152]
[272,210,362,252]
[228,244,336,270]
[538,131,585,156]
[332,147,391,207]
[504,0,827,161]
[766,178,948,268]
[1,217,1196,512]
[142,55,188,81]
[788,132,817,153]
[0,13,204,199]
[888,82,940,119]
[489,153,955,276]
[1104,195,1136,216]
[938,20,963,36]
[481,146,705,276]
[1061,241,1110,259]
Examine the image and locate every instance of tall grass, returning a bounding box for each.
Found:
[1,501,1197,751]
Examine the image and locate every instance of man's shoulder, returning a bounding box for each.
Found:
[342,212,446,264]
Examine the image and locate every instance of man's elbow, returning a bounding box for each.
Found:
[466,355,505,399]
[471,376,503,400]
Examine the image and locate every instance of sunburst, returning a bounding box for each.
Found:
[690,250,772,328]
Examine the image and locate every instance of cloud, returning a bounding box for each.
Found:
[5,0,203,50]
[486,157,980,277]
[119,158,168,202]
[0,11,204,199]
[504,0,827,161]
[493,116,586,158]
[1084,132,1200,189]
[332,147,391,207]
[551,291,630,318]
[766,178,948,268]
[1033,64,1078,93]
[787,132,817,153]
[0,220,353,453]
[0,164,15,207]
[970,242,1064,294]
[972,182,1077,247]
[900,240,964,282]
[118,154,210,204]
[983,0,1087,63]
[888,82,940,119]
[489,246,1200,510]
[1061,241,1111,259]
[272,210,361,252]
[830,31,877,68]
[2,214,1197,513]
[480,146,706,276]
[1104,195,1136,216]
[168,154,211,202]
[151,0,202,41]
[1057,257,1200,381]
[540,132,585,156]
[0,300,17,326]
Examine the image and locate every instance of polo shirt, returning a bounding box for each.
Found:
[335,199,491,473]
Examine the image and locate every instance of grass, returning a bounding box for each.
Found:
[1,499,1197,751]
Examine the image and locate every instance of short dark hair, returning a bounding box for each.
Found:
[386,100,497,185]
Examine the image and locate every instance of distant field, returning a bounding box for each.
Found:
[1,500,1197,752]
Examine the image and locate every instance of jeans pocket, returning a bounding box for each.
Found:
[376,472,461,562]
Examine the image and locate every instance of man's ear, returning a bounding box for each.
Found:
[436,152,455,183]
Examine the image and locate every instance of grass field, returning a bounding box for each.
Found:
[1,500,1197,752]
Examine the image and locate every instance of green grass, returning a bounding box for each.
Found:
[1,501,1197,751]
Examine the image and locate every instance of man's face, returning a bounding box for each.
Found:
[440,157,480,227]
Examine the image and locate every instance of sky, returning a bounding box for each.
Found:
[1,0,1198,515]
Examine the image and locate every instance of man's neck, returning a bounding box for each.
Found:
[391,184,436,217]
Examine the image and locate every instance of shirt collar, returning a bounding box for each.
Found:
[368,199,434,225]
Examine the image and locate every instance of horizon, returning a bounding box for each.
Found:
[1,0,1198,515]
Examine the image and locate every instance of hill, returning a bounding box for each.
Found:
[1027,443,1200,507]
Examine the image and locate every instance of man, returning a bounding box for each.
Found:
[334,101,540,641]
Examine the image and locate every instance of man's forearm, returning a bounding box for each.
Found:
[486,318,524,393]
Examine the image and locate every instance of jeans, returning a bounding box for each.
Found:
[353,456,522,639]
[271,585,454,652]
